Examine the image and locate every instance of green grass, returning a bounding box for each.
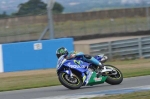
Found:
[0,59,150,92]
[0,76,60,92]
[89,91,150,99]
[122,69,150,78]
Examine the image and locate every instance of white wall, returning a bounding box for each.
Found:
[0,44,4,73]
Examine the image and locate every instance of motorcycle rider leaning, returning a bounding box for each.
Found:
[56,47,103,76]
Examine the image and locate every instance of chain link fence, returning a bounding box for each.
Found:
[0,7,150,44]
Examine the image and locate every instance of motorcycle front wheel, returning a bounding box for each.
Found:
[58,72,83,89]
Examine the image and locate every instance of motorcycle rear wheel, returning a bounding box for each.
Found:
[104,65,123,85]
[58,72,83,89]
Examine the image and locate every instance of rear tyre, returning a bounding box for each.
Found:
[104,65,123,85]
[58,72,83,89]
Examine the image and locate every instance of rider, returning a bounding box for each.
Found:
[56,47,103,75]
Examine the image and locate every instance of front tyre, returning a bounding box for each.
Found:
[58,72,83,89]
[105,65,123,85]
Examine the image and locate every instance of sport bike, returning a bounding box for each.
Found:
[56,54,123,89]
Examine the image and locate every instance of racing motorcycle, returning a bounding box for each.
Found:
[56,54,123,89]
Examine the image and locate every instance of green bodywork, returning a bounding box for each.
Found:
[87,72,107,86]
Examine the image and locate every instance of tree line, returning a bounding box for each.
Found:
[0,0,64,18]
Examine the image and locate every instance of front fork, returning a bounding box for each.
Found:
[63,69,73,78]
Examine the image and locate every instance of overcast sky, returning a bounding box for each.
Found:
[0,0,149,14]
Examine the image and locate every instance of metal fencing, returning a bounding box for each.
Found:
[0,7,150,43]
[90,36,150,60]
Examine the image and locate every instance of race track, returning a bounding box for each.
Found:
[0,75,150,99]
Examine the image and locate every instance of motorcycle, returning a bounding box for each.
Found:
[56,54,123,89]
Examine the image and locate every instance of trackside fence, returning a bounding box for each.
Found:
[90,36,150,60]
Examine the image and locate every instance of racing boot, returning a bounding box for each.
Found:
[85,56,104,78]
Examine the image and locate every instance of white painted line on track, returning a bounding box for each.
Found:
[34,94,105,99]
[34,85,150,99]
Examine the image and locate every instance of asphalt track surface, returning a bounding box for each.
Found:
[0,75,150,99]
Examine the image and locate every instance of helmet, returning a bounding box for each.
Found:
[56,47,68,58]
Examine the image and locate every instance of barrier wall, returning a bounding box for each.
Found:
[0,38,74,72]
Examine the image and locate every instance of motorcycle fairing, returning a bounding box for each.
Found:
[63,59,90,73]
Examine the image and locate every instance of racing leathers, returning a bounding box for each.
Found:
[65,51,103,71]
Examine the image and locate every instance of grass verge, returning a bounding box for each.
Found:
[0,59,150,92]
